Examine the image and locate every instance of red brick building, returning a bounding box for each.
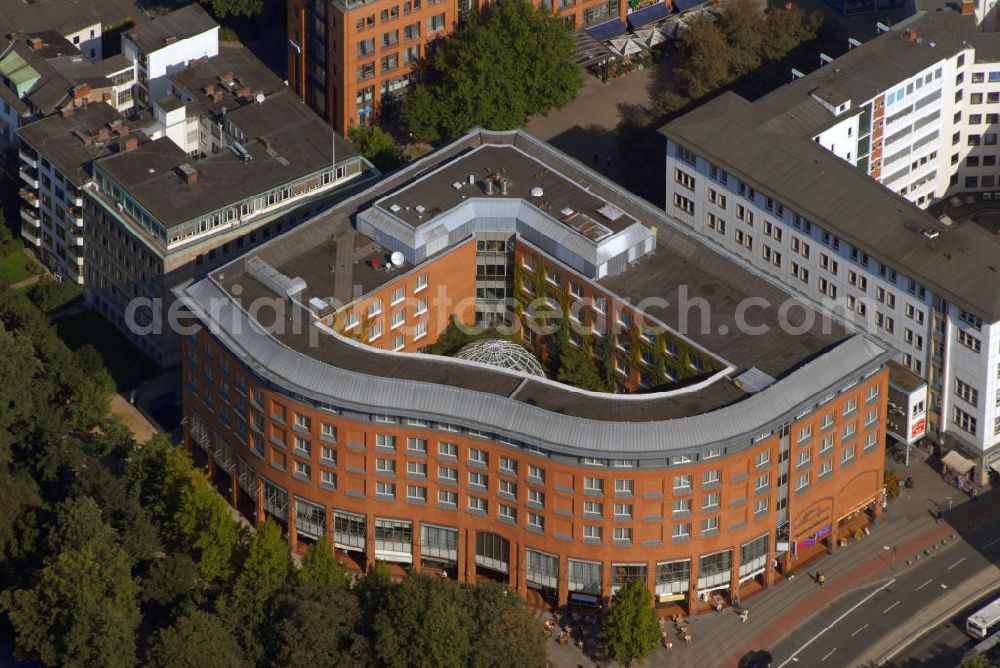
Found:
[178,128,891,611]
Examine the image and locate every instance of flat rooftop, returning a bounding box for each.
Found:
[0,0,145,36]
[661,13,1000,321]
[18,102,133,187]
[95,48,359,228]
[206,129,862,423]
[124,3,216,54]
[377,144,639,239]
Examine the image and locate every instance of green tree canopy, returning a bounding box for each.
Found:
[603,578,661,664]
[463,581,545,668]
[264,579,365,667]
[146,606,246,668]
[45,495,117,554]
[401,0,581,141]
[226,518,292,661]
[199,0,263,18]
[961,653,996,668]
[373,573,470,668]
[297,538,350,588]
[2,539,140,668]
[348,124,407,173]
[556,344,602,391]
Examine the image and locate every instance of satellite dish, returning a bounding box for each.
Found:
[530,186,544,197]
[390,251,405,266]
[255,92,265,104]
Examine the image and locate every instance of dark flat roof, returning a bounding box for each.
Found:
[206,129,862,420]
[18,102,130,186]
[124,3,216,54]
[96,48,359,228]
[0,0,144,36]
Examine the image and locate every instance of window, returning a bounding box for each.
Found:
[674,168,696,190]
[584,525,602,541]
[321,470,337,488]
[958,330,982,353]
[468,471,488,488]
[754,497,769,514]
[294,460,311,479]
[614,503,632,518]
[499,479,517,497]
[842,422,857,440]
[584,501,603,516]
[703,469,720,486]
[672,523,691,539]
[414,274,428,292]
[756,450,770,467]
[294,436,311,456]
[321,422,337,441]
[439,441,457,458]
[499,456,517,474]
[675,144,697,165]
[427,12,445,33]
[407,461,427,477]
[797,449,811,468]
[672,499,691,515]
[407,437,427,453]
[407,485,427,501]
[614,479,634,495]
[468,448,488,466]
[842,397,858,415]
[954,407,977,434]
[797,425,812,443]
[376,434,396,450]
[499,504,516,521]
[701,517,720,534]
[865,407,879,426]
[702,493,720,510]
[438,466,457,481]
[320,446,336,464]
[528,488,545,506]
[468,496,487,513]
[376,481,396,498]
[841,446,855,465]
[368,321,383,341]
[673,193,695,215]
[438,490,458,506]
[707,189,727,208]
[584,477,604,493]
[819,436,834,456]
[528,464,545,481]
[755,473,770,491]
[527,513,545,530]
[614,527,632,544]
[795,473,810,492]
[376,458,396,474]
[673,475,692,492]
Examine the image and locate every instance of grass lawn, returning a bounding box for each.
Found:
[0,250,39,285]
[54,310,159,391]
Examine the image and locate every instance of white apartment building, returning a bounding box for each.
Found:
[121,4,219,104]
[662,10,1000,482]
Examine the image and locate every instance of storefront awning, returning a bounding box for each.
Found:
[585,18,627,41]
[941,450,975,476]
[673,0,710,11]
[627,2,670,29]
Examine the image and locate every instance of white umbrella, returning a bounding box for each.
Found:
[622,38,644,56]
[607,37,631,57]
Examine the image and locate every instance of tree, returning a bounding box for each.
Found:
[348,124,407,173]
[603,578,661,664]
[45,496,117,554]
[199,0,263,18]
[141,553,200,610]
[464,582,545,668]
[26,277,82,314]
[718,0,765,77]
[226,518,292,661]
[556,344,602,391]
[402,0,581,140]
[146,607,246,668]
[2,540,140,667]
[672,15,732,100]
[373,573,470,668]
[264,579,365,667]
[298,538,350,588]
[400,84,440,143]
[762,3,821,62]
[961,653,996,668]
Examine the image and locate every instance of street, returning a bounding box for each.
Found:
[891,589,1000,667]
[771,520,1000,667]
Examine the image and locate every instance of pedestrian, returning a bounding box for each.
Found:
[740,609,749,623]
[817,572,826,587]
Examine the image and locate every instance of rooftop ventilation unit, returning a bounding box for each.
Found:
[922,229,940,240]
[530,186,543,197]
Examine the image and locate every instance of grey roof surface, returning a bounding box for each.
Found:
[176,128,892,455]
[0,0,144,36]
[17,102,130,186]
[95,48,359,228]
[124,3,216,54]
[661,13,1000,321]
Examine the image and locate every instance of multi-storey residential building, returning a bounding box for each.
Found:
[286,0,671,133]
[176,128,892,611]
[661,10,1000,482]
[14,5,372,367]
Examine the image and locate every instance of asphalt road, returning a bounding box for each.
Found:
[771,519,1000,668]
[890,589,1000,667]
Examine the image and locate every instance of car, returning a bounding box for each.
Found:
[740,649,773,668]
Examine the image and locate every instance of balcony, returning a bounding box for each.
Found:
[19,168,38,189]
[21,227,41,247]
[18,149,37,169]
[18,187,39,207]
[66,205,84,226]
[20,207,40,227]
[73,193,84,207]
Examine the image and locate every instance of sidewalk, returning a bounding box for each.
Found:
[547,448,996,667]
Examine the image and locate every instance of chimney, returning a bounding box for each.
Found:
[73,83,91,99]
[961,0,975,14]
[904,29,918,41]
[28,37,43,50]
[123,136,139,151]
[235,86,252,100]
[177,163,198,185]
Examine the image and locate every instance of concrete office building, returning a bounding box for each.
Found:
[662,10,1000,482]
[177,128,892,611]
[286,0,672,133]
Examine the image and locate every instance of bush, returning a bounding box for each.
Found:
[26,277,82,313]
[348,125,407,173]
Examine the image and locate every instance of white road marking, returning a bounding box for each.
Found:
[776,579,896,668]
[948,557,967,571]
[883,601,900,614]
[821,648,838,662]
[983,537,1000,550]
[851,624,870,637]
[915,579,933,591]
